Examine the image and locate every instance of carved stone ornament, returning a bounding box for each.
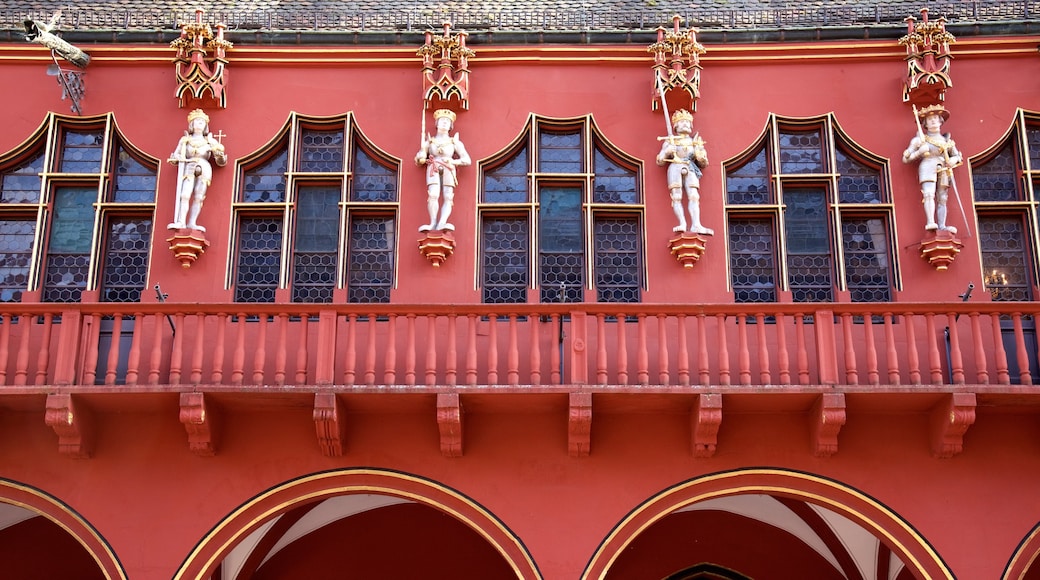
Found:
[418,231,455,267]
[668,232,709,268]
[899,8,955,106]
[168,230,210,268]
[24,12,89,115]
[418,22,474,111]
[919,229,964,271]
[172,9,232,109]
[648,15,705,113]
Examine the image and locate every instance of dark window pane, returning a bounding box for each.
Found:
[235,218,282,302]
[113,147,157,203]
[729,218,776,303]
[101,218,152,302]
[727,148,770,205]
[300,129,344,173]
[352,146,397,202]
[484,147,530,204]
[593,148,638,204]
[779,128,824,174]
[784,188,833,302]
[347,216,394,303]
[842,218,891,302]
[972,142,1019,202]
[292,187,339,303]
[539,187,583,302]
[538,130,582,174]
[979,215,1033,301]
[1,151,44,203]
[43,188,95,303]
[60,130,104,173]
[243,150,288,203]
[482,216,529,304]
[1027,127,1040,172]
[0,219,37,302]
[594,217,640,303]
[836,149,882,204]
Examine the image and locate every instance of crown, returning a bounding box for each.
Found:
[433,109,457,123]
[187,109,210,125]
[670,109,693,125]
[916,104,949,121]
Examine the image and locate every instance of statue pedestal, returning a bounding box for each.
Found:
[167,229,210,268]
[668,232,710,268]
[418,231,455,267]
[919,230,963,271]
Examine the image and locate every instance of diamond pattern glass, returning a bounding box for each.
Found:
[594,217,639,303]
[101,218,152,302]
[347,216,394,303]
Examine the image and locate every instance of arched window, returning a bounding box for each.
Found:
[231,114,399,303]
[724,114,894,303]
[0,114,157,303]
[479,115,643,304]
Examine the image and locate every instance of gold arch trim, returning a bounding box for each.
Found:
[174,468,541,580]
[582,468,952,580]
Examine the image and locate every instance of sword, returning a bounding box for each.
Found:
[655,72,674,142]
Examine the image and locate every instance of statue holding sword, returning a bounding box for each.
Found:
[902,104,964,235]
[655,77,711,235]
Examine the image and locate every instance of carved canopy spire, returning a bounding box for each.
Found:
[648,15,706,113]
[417,22,474,111]
[899,8,956,105]
[171,9,233,109]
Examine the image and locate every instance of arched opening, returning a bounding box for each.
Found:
[0,479,125,579]
[1002,521,1040,579]
[584,468,951,580]
[175,468,541,580]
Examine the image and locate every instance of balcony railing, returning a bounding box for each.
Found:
[0,302,1036,390]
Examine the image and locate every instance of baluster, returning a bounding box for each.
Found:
[904,313,921,385]
[677,314,690,386]
[775,312,790,385]
[1013,313,1031,385]
[596,313,607,385]
[190,313,205,384]
[487,314,499,385]
[274,313,288,385]
[125,313,143,386]
[969,312,988,384]
[616,313,628,385]
[550,314,561,385]
[446,314,458,386]
[252,314,268,385]
[465,314,478,386]
[717,314,730,386]
[657,314,670,385]
[636,314,649,385]
[104,313,122,385]
[697,313,710,386]
[757,313,771,384]
[14,311,31,388]
[737,315,750,386]
[947,313,964,384]
[365,316,377,385]
[170,313,186,385]
[404,314,416,386]
[211,313,227,384]
[148,312,164,385]
[925,313,942,384]
[230,313,246,385]
[79,313,99,386]
[507,314,519,385]
[34,313,53,385]
[883,313,899,384]
[991,314,1010,384]
[795,313,809,385]
[295,314,309,384]
[343,314,357,385]
[0,314,11,385]
[426,314,438,386]
[383,314,397,384]
[528,313,540,386]
[842,313,858,385]
[863,313,879,385]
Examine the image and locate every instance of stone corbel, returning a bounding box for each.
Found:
[437,393,463,457]
[690,393,722,457]
[810,393,846,457]
[179,392,218,456]
[45,394,93,458]
[568,393,592,457]
[919,230,964,271]
[418,231,455,267]
[313,393,346,457]
[168,230,210,268]
[930,392,975,458]
[669,232,709,268]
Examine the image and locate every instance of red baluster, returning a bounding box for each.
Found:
[274,313,287,385]
[295,314,308,384]
[190,313,205,384]
[465,314,478,386]
[596,313,607,385]
[991,313,1010,384]
[969,312,988,384]
[230,313,245,385]
[404,314,416,386]
[717,314,730,386]
[842,313,858,385]
[616,314,628,385]
[507,314,519,385]
[252,314,268,385]
[757,313,770,384]
[79,314,99,386]
[657,314,670,384]
[170,313,186,385]
[795,313,809,385]
[365,316,377,385]
[0,314,11,385]
[884,313,900,385]
[36,313,53,385]
[446,314,458,386]
[737,315,750,386]
[925,313,942,384]
[343,314,357,385]
[211,313,227,384]
[148,312,164,385]
[775,312,790,385]
[636,314,649,385]
[487,315,499,385]
[426,314,438,386]
[677,314,690,386]
[864,313,879,385]
[904,313,921,385]
[549,314,561,385]
[383,314,397,384]
[528,313,540,386]
[697,313,709,386]
[125,313,142,386]
[1013,313,1031,384]
[947,312,964,384]
[104,313,122,385]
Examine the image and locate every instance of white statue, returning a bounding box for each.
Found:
[415,109,470,232]
[168,109,226,232]
[902,104,962,234]
[657,109,712,235]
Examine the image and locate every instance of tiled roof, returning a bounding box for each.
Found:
[3,1,1038,39]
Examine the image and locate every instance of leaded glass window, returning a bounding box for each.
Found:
[479,116,643,303]
[232,114,399,303]
[724,114,894,303]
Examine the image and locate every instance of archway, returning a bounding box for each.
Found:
[174,468,541,580]
[0,479,125,579]
[583,468,952,580]
[1002,521,1040,579]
